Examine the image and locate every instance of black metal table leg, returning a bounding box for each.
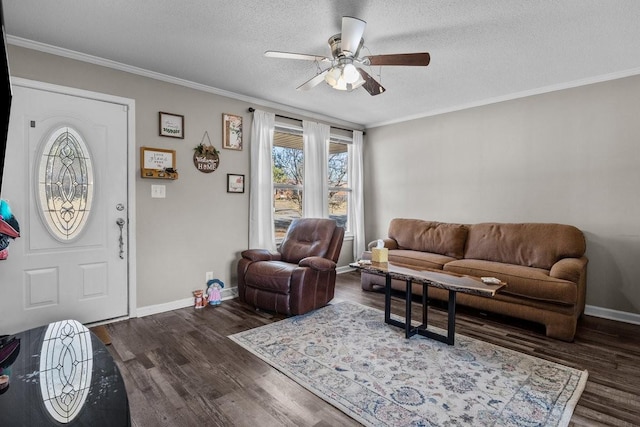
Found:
[422,283,428,327]
[447,290,456,345]
[384,273,391,323]
[405,278,412,338]
[383,273,457,345]
[384,273,405,331]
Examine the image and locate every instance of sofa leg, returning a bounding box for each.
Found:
[545,318,577,342]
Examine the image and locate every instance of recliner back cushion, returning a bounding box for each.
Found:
[464,223,586,269]
[388,219,468,259]
[279,218,337,264]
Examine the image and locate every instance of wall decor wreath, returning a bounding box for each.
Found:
[193,131,220,173]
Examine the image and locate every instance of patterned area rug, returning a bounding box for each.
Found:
[229,301,587,427]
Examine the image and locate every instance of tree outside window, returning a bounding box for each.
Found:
[272,126,351,240]
[328,141,349,232]
[273,129,303,239]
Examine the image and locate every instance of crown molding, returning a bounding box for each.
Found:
[10,36,640,132]
[7,35,364,130]
[367,66,640,129]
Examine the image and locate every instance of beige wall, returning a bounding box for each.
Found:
[6,45,354,310]
[9,44,638,317]
[364,75,640,315]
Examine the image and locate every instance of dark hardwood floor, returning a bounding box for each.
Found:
[105,271,640,426]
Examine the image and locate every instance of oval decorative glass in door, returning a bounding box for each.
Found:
[38,126,94,241]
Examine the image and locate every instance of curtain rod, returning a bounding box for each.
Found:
[247,108,364,135]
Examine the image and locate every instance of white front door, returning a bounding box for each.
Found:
[1,82,131,333]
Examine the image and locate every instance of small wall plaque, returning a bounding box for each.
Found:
[140,147,178,179]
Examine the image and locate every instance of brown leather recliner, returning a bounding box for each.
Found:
[237,218,344,315]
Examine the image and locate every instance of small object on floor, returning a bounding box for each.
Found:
[90,325,112,346]
[206,279,224,306]
[193,289,206,309]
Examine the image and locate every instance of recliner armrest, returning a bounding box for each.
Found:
[241,249,282,262]
[299,256,336,271]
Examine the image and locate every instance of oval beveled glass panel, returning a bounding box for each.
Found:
[39,319,93,423]
[38,127,94,241]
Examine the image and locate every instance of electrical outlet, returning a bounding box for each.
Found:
[205,271,214,281]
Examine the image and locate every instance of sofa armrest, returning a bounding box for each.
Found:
[241,249,281,262]
[382,238,398,249]
[367,238,399,250]
[299,256,336,271]
[550,257,588,283]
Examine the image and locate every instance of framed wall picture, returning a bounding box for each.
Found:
[222,113,243,150]
[227,174,245,193]
[159,111,184,138]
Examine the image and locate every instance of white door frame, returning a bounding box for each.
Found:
[10,77,138,320]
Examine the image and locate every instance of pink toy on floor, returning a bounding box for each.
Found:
[206,279,224,306]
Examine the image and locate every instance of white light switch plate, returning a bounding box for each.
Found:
[151,184,166,198]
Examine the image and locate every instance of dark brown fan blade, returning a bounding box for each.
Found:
[366,52,430,66]
[357,68,386,96]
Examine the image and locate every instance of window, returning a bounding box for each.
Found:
[273,127,303,239]
[37,126,94,241]
[272,123,352,240]
[328,139,350,232]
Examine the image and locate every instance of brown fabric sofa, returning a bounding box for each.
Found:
[361,218,588,341]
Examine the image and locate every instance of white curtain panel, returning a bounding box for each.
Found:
[249,110,277,251]
[349,130,365,260]
[302,121,330,218]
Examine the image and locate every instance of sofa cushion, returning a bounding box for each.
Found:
[464,223,586,269]
[388,249,456,270]
[388,218,468,259]
[444,259,577,305]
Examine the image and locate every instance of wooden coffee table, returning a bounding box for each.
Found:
[351,261,505,345]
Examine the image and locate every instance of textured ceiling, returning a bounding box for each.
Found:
[4,1,640,128]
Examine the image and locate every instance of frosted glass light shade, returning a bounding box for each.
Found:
[325,67,342,86]
[343,64,359,84]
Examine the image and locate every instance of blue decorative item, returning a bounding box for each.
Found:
[206,279,224,306]
[0,199,20,259]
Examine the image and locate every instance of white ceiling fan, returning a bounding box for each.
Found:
[265,16,430,96]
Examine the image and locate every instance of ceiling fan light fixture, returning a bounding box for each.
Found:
[350,73,366,90]
[342,63,360,84]
[266,15,430,96]
[334,75,348,91]
[325,66,342,87]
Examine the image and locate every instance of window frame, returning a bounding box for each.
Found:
[272,121,353,243]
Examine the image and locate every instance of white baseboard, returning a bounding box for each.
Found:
[136,286,238,318]
[584,304,640,325]
[337,265,356,274]
[135,284,640,327]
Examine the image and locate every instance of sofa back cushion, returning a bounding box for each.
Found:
[388,219,468,259]
[464,223,586,269]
